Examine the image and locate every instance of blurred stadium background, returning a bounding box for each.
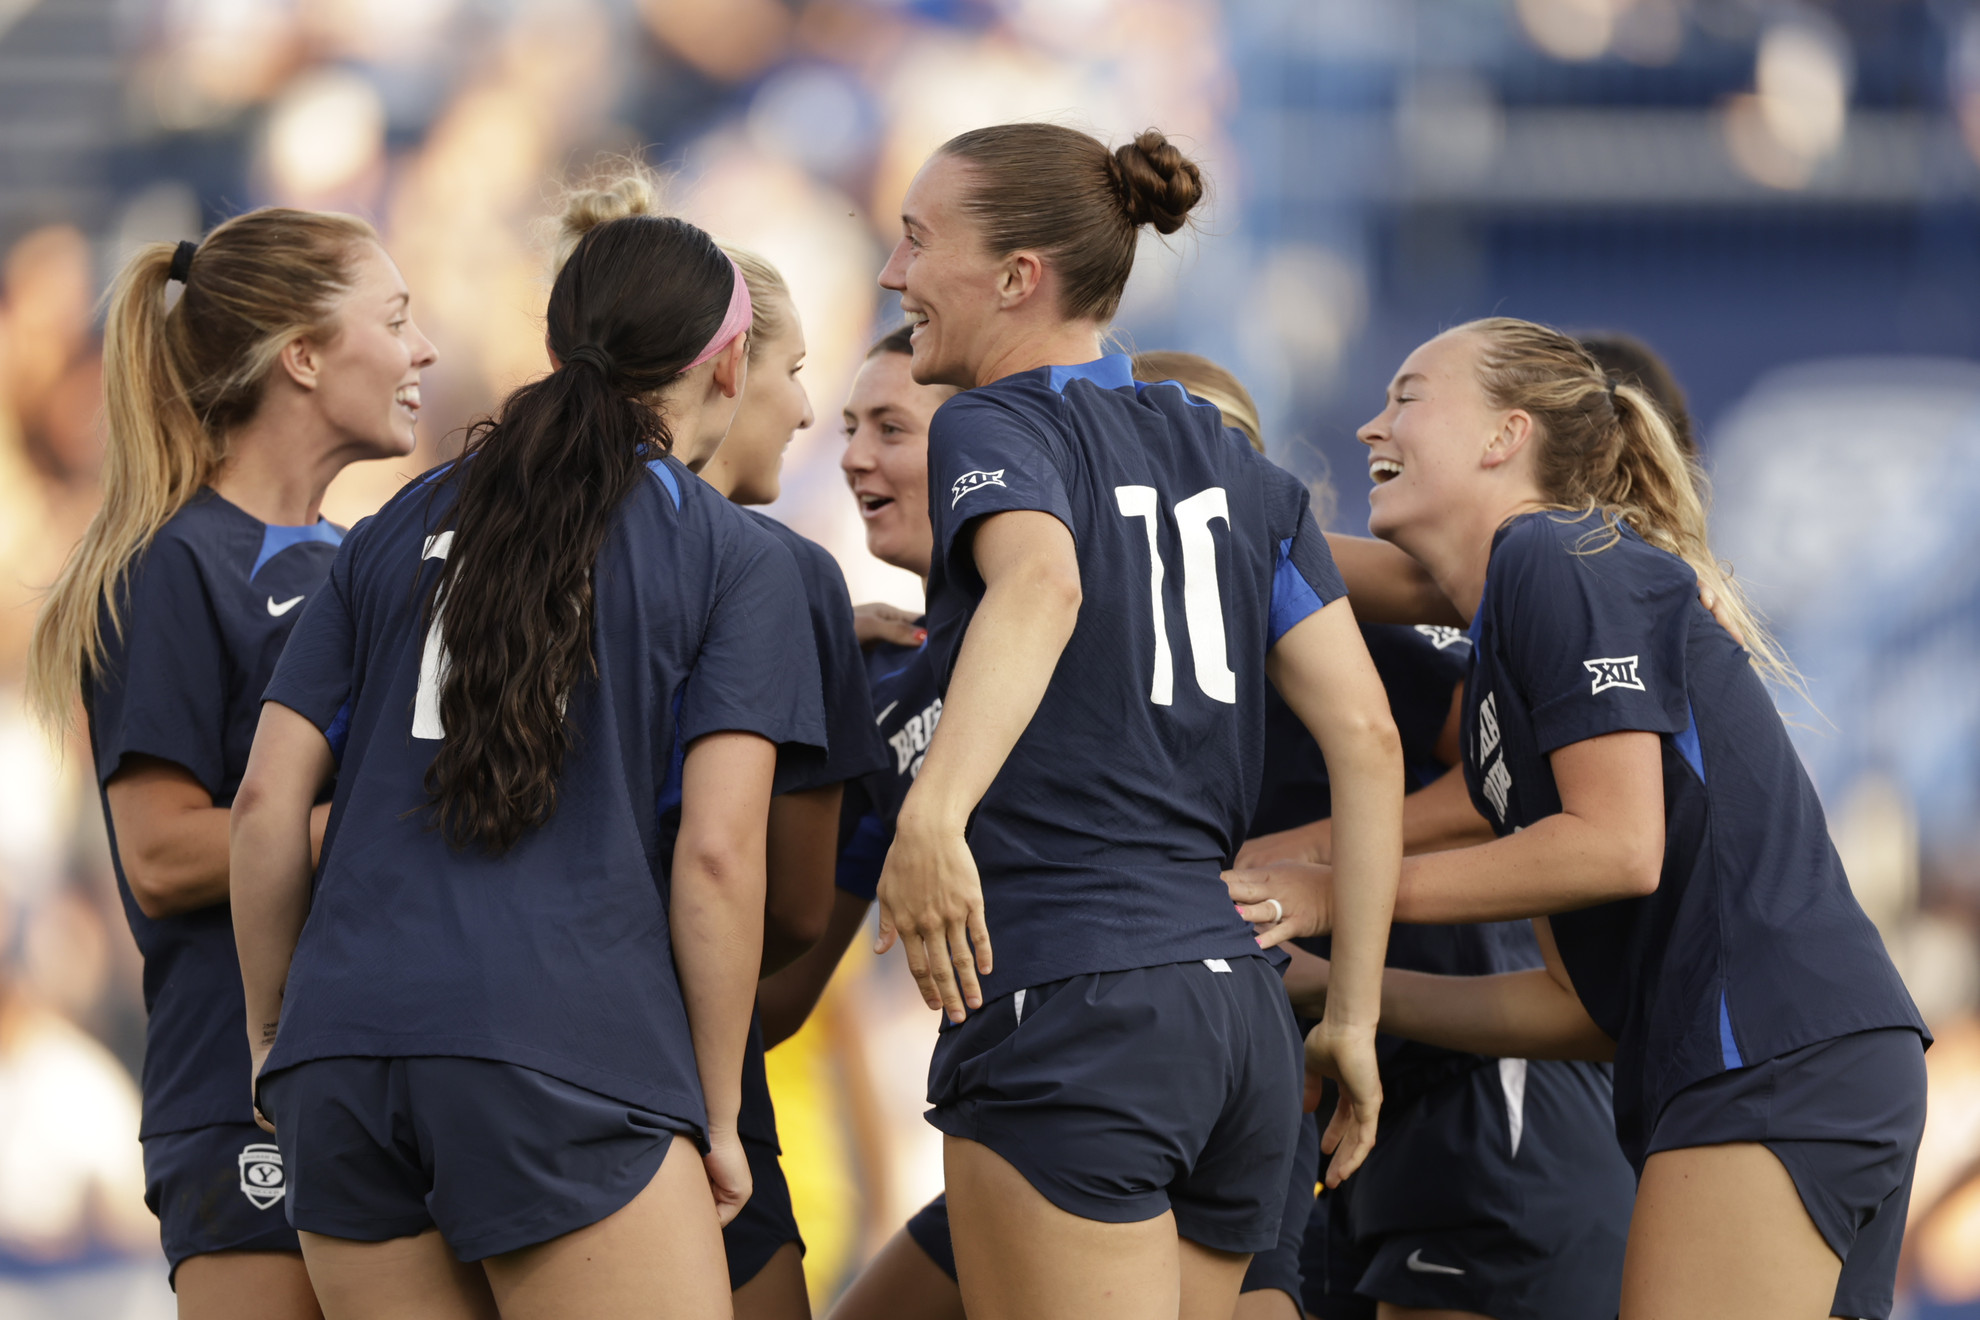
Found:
[1,0,1978,1315]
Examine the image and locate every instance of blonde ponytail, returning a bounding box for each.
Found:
[27,208,375,733]
[1460,316,1793,689]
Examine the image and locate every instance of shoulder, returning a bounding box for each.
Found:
[1492,511,1690,590]
[741,510,836,579]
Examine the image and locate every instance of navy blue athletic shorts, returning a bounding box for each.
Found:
[143,1121,301,1282]
[905,1192,957,1280]
[925,956,1302,1254]
[1304,1058,1634,1320]
[723,1136,804,1288]
[259,1056,694,1261]
[905,1116,1316,1296]
[1646,1027,1927,1320]
[1240,1110,1319,1302]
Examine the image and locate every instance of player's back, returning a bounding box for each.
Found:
[924,354,1344,997]
[261,456,822,1121]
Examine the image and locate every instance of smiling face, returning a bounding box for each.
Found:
[877,154,1009,390]
[705,294,812,505]
[309,242,436,459]
[840,349,955,577]
[1358,328,1530,545]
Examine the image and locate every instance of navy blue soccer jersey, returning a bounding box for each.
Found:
[260,456,826,1133]
[836,634,943,903]
[1461,511,1926,1164]
[83,488,343,1138]
[744,510,887,796]
[923,354,1347,998]
[1258,623,1543,1112]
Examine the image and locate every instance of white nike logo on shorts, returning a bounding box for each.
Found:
[875,701,899,724]
[1405,1249,1465,1276]
[267,595,304,616]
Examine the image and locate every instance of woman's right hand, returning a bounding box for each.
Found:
[1235,819,1333,868]
[1305,1020,1381,1188]
[703,1127,753,1228]
[876,812,992,1023]
[852,602,925,650]
[1222,860,1332,948]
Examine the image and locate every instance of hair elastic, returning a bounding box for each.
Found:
[683,256,752,370]
[562,344,617,377]
[168,240,198,284]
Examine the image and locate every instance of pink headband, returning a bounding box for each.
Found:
[685,256,753,370]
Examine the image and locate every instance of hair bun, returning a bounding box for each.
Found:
[1108,130,1205,236]
[551,162,666,272]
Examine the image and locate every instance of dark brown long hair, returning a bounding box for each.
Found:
[425,214,737,852]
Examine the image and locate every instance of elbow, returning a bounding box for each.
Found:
[765,878,832,953]
[1615,833,1664,900]
[125,860,178,921]
[676,837,765,906]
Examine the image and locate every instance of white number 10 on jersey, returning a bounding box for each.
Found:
[1115,485,1235,706]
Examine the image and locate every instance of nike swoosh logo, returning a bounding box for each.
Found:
[267,595,304,616]
[874,701,899,724]
[1405,1249,1465,1276]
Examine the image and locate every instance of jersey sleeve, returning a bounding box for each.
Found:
[88,538,231,795]
[927,391,1075,583]
[1268,497,1348,646]
[1495,518,1693,755]
[772,537,888,796]
[262,536,361,760]
[681,537,828,753]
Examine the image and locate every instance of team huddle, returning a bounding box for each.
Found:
[26,122,1929,1320]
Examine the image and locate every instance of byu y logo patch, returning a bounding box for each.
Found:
[950,469,1006,508]
[238,1142,286,1210]
[1584,655,1646,694]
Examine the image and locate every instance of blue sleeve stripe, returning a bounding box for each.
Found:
[1718,991,1744,1070]
[252,521,343,580]
[1269,536,1327,646]
[323,698,353,761]
[1673,702,1705,783]
[646,459,682,510]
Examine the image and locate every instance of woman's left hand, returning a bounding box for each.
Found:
[1222,860,1332,948]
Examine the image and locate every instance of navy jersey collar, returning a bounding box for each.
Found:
[1045,354,1134,395]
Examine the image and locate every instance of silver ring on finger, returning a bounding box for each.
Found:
[1263,897,1283,925]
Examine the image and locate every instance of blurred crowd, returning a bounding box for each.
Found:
[2,0,1979,1316]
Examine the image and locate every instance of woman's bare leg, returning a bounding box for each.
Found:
[947,1134,1253,1320]
[480,1135,732,1320]
[1622,1143,1841,1320]
[734,1241,810,1320]
[946,1135,1181,1320]
[1233,1285,1302,1320]
[176,1251,324,1320]
[827,1228,965,1320]
[296,1229,497,1320]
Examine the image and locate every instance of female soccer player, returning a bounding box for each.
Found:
[26,209,435,1319]
[551,173,888,1318]
[872,124,1402,1320]
[1230,317,1928,1320]
[229,214,826,1318]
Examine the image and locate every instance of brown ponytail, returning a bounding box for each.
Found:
[28,209,376,732]
[939,123,1206,321]
[1458,316,1791,685]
